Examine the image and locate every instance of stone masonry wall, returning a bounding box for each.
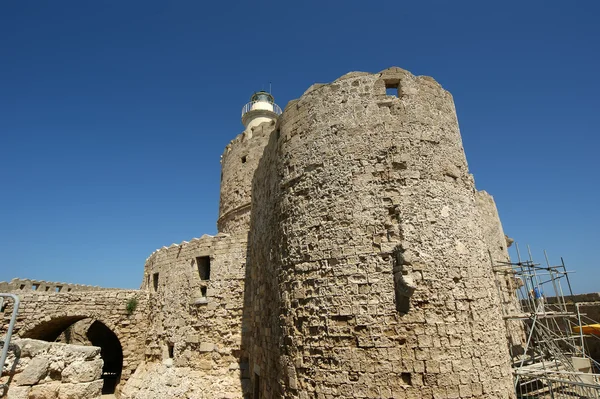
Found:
[218,122,275,235]
[128,233,249,398]
[1,290,148,384]
[246,68,515,398]
[1,338,103,399]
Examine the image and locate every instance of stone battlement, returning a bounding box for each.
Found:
[0,278,117,294]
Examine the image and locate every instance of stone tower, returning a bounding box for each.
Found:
[245,68,515,398]
[218,91,281,235]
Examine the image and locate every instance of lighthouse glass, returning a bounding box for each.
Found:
[256,93,270,103]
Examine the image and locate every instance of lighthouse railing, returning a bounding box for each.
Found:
[241,102,283,118]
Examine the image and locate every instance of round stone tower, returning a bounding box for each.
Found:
[217,92,281,235]
[245,68,515,398]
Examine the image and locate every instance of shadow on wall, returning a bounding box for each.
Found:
[21,317,123,395]
[239,123,285,398]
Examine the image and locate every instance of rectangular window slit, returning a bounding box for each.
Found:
[153,273,159,292]
[55,286,62,292]
[254,372,260,399]
[196,256,211,280]
[200,286,207,298]
[168,343,174,359]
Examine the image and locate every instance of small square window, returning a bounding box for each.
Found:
[241,155,247,163]
[200,286,207,298]
[55,286,62,292]
[386,83,400,97]
[32,284,39,291]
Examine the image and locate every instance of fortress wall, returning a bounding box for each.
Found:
[218,122,275,235]
[133,234,249,398]
[247,68,515,398]
[0,278,115,293]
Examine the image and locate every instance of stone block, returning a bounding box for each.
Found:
[5,386,30,399]
[61,359,103,383]
[15,356,49,386]
[28,383,59,399]
[57,380,102,399]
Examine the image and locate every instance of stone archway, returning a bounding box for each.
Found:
[21,316,124,395]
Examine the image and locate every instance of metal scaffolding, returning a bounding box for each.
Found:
[492,244,600,398]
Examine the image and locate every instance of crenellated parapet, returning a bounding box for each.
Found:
[0,278,118,294]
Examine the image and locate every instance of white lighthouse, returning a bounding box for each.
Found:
[241,91,282,134]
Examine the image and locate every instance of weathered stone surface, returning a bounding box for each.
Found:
[15,357,49,385]
[57,380,102,399]
[0,339,103,399]
[61,359,102,383]
[4,386,30,399]
[28,383,59,399]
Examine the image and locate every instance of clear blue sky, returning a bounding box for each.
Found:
[1,1,598,293]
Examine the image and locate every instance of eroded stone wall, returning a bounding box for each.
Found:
[1,338,103,399]
[246,68,515,398]
[130,234,249,398]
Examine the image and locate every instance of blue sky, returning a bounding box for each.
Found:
[1,1,598,293]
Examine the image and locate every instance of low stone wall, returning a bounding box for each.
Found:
[1,338,103,399]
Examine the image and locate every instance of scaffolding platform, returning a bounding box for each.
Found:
[492,244,600,398]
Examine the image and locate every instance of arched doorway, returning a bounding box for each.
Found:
[21,317,123,395]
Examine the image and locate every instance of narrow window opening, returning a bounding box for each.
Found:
[67,288,72,292]
[168,343,174,359]
[196,256,211,280]
[19,284,25,290]
[241,155,247,163]
[32,284,39,291]
[393,248,415,315]
[55,286,62,292]
[200,286,207,298]
[45,286,50,291]
[254,372,260,399]
[153,273,159,292]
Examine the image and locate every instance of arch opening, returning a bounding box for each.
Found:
[22,317,123,395]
